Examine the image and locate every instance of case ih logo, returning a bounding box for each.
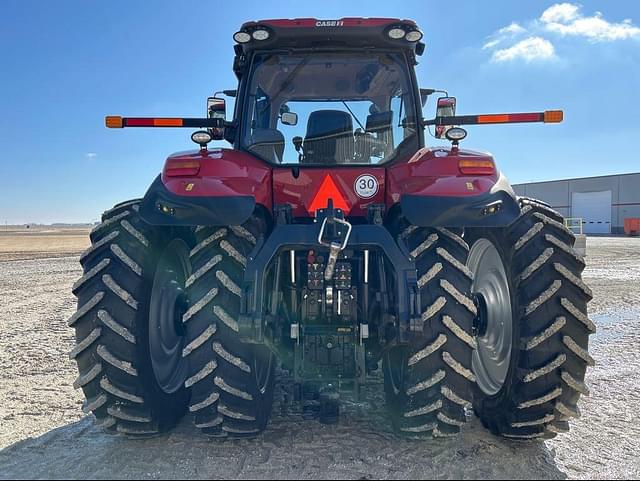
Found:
[316,20,344,27]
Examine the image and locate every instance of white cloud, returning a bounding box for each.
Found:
[483,3,639,63]
[541,3,640,41]
[85,152,98,159]
[482,22,526,49]
[492,37,556,63]
[540,3,580,24]
[499,22,527,36]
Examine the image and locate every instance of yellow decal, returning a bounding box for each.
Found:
[466,182,474,191]
[185,183,195,192]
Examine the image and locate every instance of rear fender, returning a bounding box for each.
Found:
[139,148,272,226]
[387,147,520,227]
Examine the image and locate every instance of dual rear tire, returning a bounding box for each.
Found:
[181,220,276,438]
[384,199,594,439]
[70,202,276,438]
[69,201,190,435]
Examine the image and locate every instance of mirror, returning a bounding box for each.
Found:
[281,112,298,126]
[207,97,226,140]
[435,96,456,139]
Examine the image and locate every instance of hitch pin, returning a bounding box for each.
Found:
[317,217,352,281]
[325,243,342,281]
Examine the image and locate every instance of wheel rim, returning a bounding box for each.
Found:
[149,239,191,394]
[467,238,513,396]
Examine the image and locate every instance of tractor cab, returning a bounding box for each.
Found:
[239,50,420,165]
[228,18,426,166]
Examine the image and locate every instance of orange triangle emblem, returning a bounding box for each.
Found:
[308,175,350,214]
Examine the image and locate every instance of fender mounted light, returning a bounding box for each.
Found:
[459,159,495,175]
[164,158,201,177]
[191,130,213,148]
[445,127,468,142]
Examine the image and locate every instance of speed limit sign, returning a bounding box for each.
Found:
[354,174,379,199]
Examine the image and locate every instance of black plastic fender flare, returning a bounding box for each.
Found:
[400,174,521,228]
[139,175,256,227]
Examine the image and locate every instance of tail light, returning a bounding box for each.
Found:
[164,158,201,177]
[459,159,495,175]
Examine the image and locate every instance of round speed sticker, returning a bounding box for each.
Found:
[354,174,379,199]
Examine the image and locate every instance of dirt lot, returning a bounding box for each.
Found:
[0,227,91,261]
[1,234,639,479]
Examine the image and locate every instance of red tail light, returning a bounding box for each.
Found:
[459,159,495,175]
[164,158,201,177]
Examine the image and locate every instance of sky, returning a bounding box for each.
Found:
[1,0,639,224]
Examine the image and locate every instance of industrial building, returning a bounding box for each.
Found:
[513,172,640,234]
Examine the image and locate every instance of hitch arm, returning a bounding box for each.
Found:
[424,110,563,126]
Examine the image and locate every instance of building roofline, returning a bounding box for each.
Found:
[513,171,640,186]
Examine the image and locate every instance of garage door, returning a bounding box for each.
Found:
[572,190,612,234]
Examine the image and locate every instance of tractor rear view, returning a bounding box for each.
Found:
[69,18,594,441]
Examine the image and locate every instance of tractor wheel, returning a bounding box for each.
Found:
[69,200,191,435]
[183,218,276,438]
[383,223,477,438]
[467,198,594,440]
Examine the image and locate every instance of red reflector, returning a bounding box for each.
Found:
[125,118,184,127]
[477,113,543,124]
[164,159,200,177]
[459,159,495,175]
[308,175,350,214]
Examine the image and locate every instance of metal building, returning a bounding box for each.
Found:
[513,172,640,234]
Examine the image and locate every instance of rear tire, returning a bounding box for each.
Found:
[467,198,595,440]
[383,223,477,438]
[183,219,276,438]
[69,200,190,435]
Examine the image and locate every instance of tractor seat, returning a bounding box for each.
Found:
[303,110,355,164]
[248,128,285,163]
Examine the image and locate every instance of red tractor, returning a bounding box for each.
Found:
[70,18,594,440]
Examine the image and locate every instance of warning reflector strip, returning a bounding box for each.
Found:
[427,110,563,126]
[105,116,223,128]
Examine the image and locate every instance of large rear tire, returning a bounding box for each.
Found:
[467,198,594,439]
[183,218,276,438]
[69,200,190,435]
[383,223,477,438]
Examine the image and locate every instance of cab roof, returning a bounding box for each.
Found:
[235,17,424,53]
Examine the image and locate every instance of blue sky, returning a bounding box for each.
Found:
[1,0,639,224]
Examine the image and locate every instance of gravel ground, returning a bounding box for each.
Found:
[1,236,639,479]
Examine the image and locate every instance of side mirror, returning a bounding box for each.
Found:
[435,96,457,139]
[281,112,298,126]
[207,97,226,140]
